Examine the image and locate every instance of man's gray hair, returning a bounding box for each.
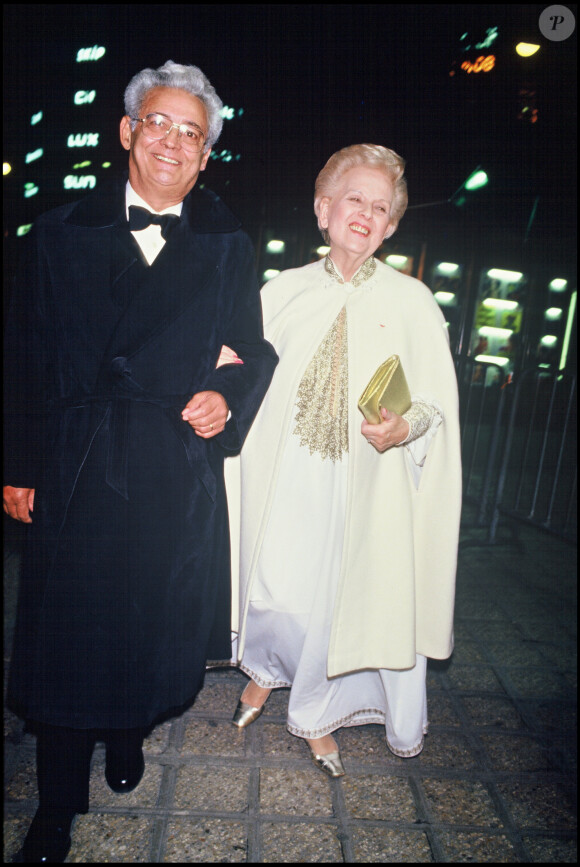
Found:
[124,60,223,151]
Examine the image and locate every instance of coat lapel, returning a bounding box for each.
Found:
[63,177,241,381]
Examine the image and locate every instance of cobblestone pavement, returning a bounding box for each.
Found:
[3,510,577,862]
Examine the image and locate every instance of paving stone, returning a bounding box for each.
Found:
[259,768,333,816]
[181,719,246,757]
[420,778,502,827]
[173,764,249,812]
[521,834,578,862]
[260,821,343,863]
[461,695,524,729]
[351,827,433,862]
[437,830,519,862]
[446,664,506,693]
[415,731,479,770]
[342,773,417,822]
[68,813,154,863]
[163,817,247,862]
[496,780,577,830]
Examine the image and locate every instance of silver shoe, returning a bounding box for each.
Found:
[308,747,346,778]
[231,700,265,728]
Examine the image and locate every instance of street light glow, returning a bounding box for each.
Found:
[487,269,523,282]
[436,262,460,274]
[266,240,285,253]
[516,43,540,57]
[465,170,488,191]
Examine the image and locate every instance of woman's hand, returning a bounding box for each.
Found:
[215,345,243,368]
[361,408,409,453]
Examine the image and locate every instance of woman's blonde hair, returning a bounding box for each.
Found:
[314,144,408,244]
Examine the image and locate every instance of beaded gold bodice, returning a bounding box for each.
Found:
[292,256,436,460]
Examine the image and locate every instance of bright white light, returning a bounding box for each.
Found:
[434,291,456,306]
[465,170,488,190]
[540,335,558,347]
[436,262,459,275]
[478,326,513,338]
[560,291,577,370]
[386,255,408,269]
[482,298,519,311]
[487,269,523,282]
[263,269,280,281]
[516,42,540,57]
[266,240,285,253]
[316,246,331,257]
[549,278,567,291]
[544,308,563,321]
[475,354,510,367]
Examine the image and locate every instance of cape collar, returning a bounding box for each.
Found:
[63,173,241,234]
[324,255,377,287]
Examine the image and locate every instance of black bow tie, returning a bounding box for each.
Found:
[128,205,180,239]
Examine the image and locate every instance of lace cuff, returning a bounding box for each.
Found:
[398,400,440,445]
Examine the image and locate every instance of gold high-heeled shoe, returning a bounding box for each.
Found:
[308,746,346,778]
[231,700,265,728]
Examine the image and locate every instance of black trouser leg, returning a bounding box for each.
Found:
[103,726,146,758]
[35,724,96,814]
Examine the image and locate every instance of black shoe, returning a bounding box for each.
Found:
[105,745,144,794]
[15,807,74,862]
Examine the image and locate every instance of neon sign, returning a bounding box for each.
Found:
[64,175,97,190]
[74,90,97,105]
[67,133,100,148]
[25,148,44,164]
[461,55,495,73]
[76,46,106,62]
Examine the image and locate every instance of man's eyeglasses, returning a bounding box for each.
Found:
[131,113,207,152]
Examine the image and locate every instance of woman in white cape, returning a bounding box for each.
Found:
[228,144,462,777]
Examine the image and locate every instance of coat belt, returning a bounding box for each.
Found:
[48,358,216,502]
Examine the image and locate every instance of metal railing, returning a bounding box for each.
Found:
[456,358,577,545]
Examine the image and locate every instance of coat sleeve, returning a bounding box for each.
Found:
[203,232,278,454]
[3,225,52,488]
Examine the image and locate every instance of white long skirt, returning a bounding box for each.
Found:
[240,431,427,757]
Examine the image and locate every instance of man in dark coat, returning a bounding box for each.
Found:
[3,60,278,862]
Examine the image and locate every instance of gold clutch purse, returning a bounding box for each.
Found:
[358,355,411,423]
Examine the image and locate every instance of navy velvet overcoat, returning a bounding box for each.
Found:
[4,177,278,729]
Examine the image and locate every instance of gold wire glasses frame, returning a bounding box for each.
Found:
[131,113,207,152]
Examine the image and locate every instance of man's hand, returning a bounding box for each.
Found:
[361,408,410,453]
[3,486,35,523]
[181,391,229,438]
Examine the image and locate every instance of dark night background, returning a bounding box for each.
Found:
[3,4,577,300]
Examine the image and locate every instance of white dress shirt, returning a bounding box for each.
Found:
[126,182,183,265]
